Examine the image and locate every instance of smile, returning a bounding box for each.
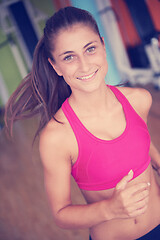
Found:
[77,70,98,80]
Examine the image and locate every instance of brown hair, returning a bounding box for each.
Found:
[5,6,102,140]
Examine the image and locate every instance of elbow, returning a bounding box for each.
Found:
[55,220,68,229]
[54,208,72,229]
[54,215,71,229]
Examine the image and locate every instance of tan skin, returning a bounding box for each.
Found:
[39,23,160,240]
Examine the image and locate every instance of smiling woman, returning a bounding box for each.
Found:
[48,23,108,95]
[4,6,160,240]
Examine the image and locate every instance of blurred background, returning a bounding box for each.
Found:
[0,0,160,240]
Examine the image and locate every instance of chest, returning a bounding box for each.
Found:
[70,104,126,166]
[79,104,126,141]
[71,112,151,190]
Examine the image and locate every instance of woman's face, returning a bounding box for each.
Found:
[49,23,108,94]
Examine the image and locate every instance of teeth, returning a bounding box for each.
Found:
[78,71,96,80]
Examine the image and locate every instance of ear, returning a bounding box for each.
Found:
[101,37,106,49]
[101,37,107,57]
[48,58,63,76]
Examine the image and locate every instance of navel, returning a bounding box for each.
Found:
[134,218,138,224]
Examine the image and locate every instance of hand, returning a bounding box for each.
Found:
[108,170,150,220]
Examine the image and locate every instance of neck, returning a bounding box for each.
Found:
[69,84,113,116]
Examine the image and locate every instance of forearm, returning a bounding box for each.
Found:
[50,171,150,229]
[54,200,110,229]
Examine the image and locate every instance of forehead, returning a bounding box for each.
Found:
[53,23,100,53]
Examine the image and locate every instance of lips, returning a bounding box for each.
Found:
[77,70,98,80]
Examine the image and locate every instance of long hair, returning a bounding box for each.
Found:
[5,6,102,140]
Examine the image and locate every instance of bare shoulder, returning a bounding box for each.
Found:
[116,86,152,105]
[39,108,72,170]
[116,86,152,121]
[40,108,67,141]
[40,108,67,147]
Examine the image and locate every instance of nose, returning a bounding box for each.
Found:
[78,56,90,72]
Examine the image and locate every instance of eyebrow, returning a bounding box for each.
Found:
[59,41,97,57]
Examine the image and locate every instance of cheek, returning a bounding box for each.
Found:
[98,53,108,70]
[96,49,107,64]
[64,63,79,76]
[61,64,78,81]
[99,52,108,75]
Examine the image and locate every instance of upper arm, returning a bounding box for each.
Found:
[39,122,72,216]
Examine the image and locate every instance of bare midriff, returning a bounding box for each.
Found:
[82,165,160,240]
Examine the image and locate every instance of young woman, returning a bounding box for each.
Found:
[5,6,160,240]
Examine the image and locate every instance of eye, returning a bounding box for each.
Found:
[63,55,74,62]
[87,46,96,53]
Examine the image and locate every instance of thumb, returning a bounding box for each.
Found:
[116,170,133,191]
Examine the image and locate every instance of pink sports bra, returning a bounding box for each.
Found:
[62,85,151,191]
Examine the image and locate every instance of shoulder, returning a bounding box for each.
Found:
[116,86,152,122]
[40,109,67,147]
[39,108,72,170]
[116,86,152,106]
